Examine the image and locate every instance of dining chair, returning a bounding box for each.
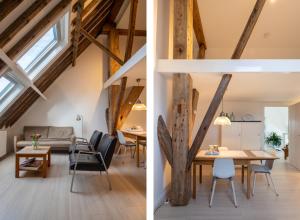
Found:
[116,130,136,158]
[210,158,238,208]
[249,160,279,196]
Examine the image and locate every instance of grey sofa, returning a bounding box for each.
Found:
[14,126,75,152]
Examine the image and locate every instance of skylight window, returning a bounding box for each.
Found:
[0,73,24,114]
[17,12,69,80]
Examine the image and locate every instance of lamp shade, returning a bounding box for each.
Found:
[132,99,147,111]
[214,112,231,126]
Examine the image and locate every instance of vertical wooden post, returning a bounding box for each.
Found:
[170,0,193,206]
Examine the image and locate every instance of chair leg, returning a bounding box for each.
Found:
[268,174,279,196]
[209,178,216,207]
[70,154,80,192]
[265,173,270,186]
[98,153,112,190]
[230,178,238,208]
[116,145,123,158]
[252,172,256,196]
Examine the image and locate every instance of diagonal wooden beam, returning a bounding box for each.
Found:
[116,86,144,129]
[101,27,146,36]
[107,0,125,23]
[193,0,206,51]
[124,0,138,62]
[0,0,52,49]
[187,0,266,169]
[72,0,84,66]
[232,0,266,59]
[80,27,124,65]
[0,0,25,22]
[157,115,173,166]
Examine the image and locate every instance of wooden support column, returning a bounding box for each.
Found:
[193,0,206,59]
[192,88,199,126]
[170,0,194,206]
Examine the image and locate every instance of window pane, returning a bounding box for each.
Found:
[0,76,14,100]
[17,26,57,71]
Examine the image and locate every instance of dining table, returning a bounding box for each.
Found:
[121,130,147,167]
[192,150,279,199]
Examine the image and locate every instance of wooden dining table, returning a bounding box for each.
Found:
[192,150,278,199]
[122,130,146,167]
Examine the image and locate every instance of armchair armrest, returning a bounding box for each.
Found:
[14,134,23,153]
[76,137,88,142]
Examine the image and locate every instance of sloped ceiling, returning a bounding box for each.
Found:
[0,0,125,128]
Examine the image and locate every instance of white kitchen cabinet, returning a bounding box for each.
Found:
[0,130,7,157]
[221,122,263,151]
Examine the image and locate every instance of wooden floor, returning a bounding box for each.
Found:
[0,152,146,220]
[155,157,300,220]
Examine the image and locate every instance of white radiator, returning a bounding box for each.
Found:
[0,130,7,157]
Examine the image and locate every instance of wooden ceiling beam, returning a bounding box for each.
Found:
[0,0,71,73]
[0,0,25,22]
[107,0,125,23]
[187,0,267,169]
[124,0,138,62]
[0,0,52,49]
[72,0,84,66]
[80,27,124,65]
[101,27,146,36]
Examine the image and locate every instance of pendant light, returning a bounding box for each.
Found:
[214,97,231,126]
[132,78,147,111]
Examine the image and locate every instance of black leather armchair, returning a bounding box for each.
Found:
[69,134,117,192]
[69,130,103,154]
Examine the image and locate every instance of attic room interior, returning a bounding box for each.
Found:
[0,0,146,219]
[154,0,300,219]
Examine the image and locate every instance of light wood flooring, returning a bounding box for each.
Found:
[0,152,146,220]
[155,157,300,220]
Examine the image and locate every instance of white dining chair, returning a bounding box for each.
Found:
[210,158,238,208]
[249,160,279,196]
[116,130,136,158]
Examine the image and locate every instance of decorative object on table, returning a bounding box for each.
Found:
[265,132,282,150]
[132,79,147,111]
[242,113,255,121]
[206,145,220,155]
[125,125,144,132]
[76,114,83,137]
[31,134,41,150]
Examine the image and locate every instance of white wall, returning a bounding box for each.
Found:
[153,0,172,210]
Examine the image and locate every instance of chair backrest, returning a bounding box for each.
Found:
[265,159,275,170]
[96,134,117,168]
[213,158,235,179]
[116,130,126,145]
[89,130,103,150]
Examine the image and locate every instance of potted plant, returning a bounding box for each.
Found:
[265,132,282,149]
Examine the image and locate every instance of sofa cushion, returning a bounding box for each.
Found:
[17,140,72,147]
[24,126,49,141]
[48,127,73,139]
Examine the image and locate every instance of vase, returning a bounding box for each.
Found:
[32,140,38,150]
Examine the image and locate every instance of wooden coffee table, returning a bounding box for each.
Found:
[15,146,51,178]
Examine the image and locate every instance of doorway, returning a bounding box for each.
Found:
[264,107,288,154]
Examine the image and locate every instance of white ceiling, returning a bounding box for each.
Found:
[197,0,300,58]
[191,73,300,104]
